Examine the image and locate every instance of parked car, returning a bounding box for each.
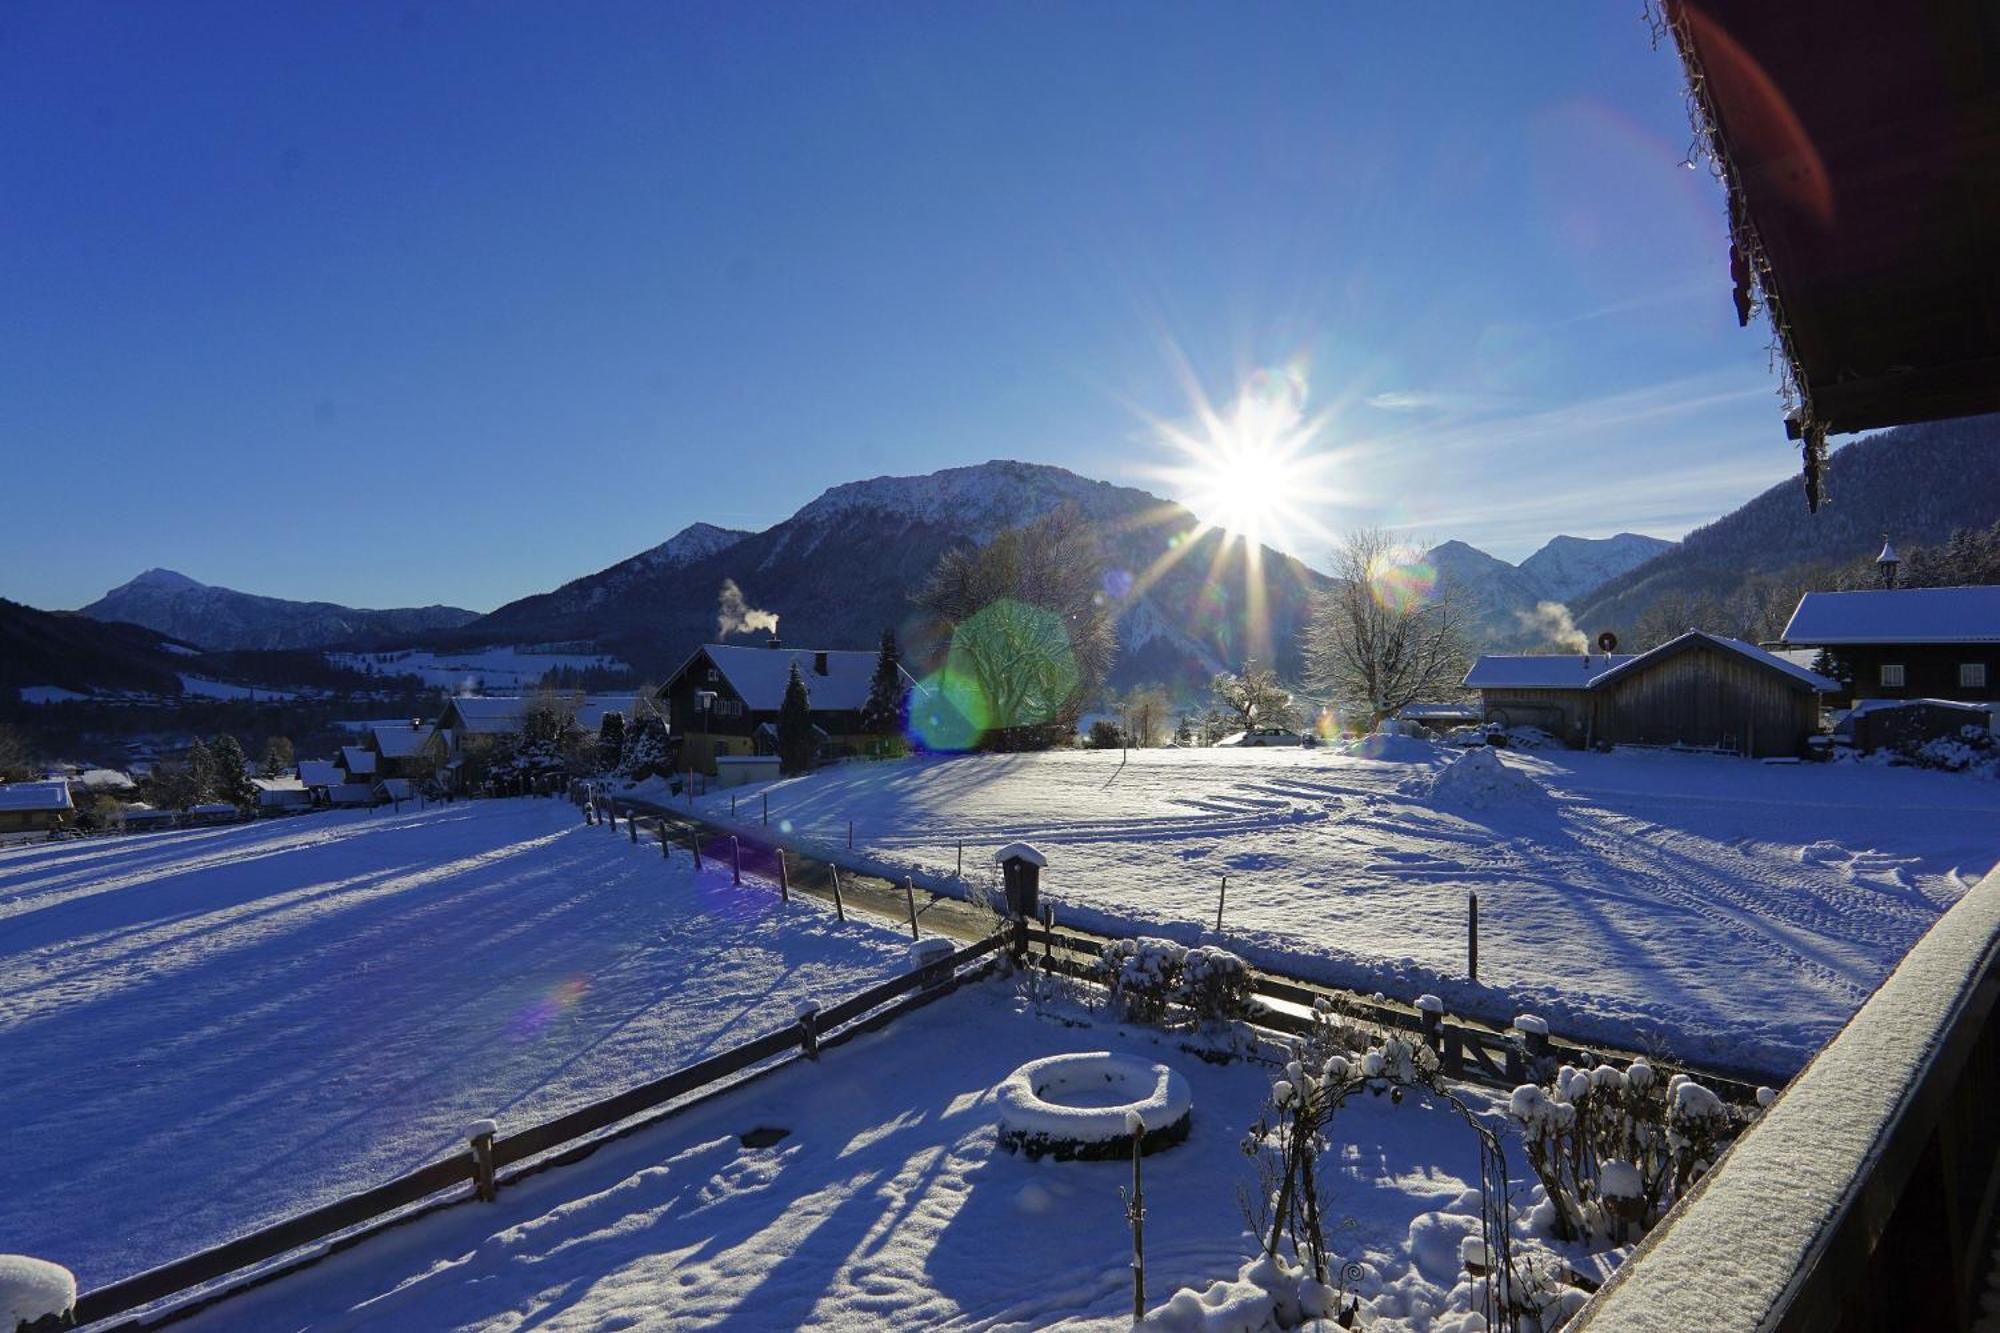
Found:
[1217,727,1305,748]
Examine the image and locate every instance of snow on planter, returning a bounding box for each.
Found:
[1143,1252,1335,1331]
[995,1051,1192,1161]
[0,1255,76,1333]
[1429,745,1545,809]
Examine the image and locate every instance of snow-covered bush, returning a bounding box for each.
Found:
[1904,725,1998,776]
[1097,937,1186,1025]
[1180,946,1255,1026]
[1143,1253,1338,1331]
[1507,1057,1754,1245]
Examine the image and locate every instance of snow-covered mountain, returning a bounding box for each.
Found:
[1518,533,1674,604]
[1428,533,1674,647]
[80,568,479,652]
[460,523,753,631]
[463,461,1326,690]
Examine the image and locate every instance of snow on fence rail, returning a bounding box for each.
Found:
[63,930,1008,1331]
[1570,861,2000,1332]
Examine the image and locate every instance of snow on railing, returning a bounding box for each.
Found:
[1570,861,2000,1332]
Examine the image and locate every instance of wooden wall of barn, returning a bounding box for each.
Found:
[1592,643,1819,757]
[1478,688,1593,743]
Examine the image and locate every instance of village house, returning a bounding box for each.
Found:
[1780,582,1999,709]
[431,693,653,786]
[658,644,911,774]
[362,719,447,783]
[0,779,75,837]
[1464,630,1836,758]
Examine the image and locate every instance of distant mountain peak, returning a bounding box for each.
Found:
[81,569,477,651]
[121,567,205,593]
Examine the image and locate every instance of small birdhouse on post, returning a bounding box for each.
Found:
[994,842,1047,922]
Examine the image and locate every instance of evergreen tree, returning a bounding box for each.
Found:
[183,738,217,808]
[619,715,670,780]
[598,711,626,773]
[861,628,906,736]
[1174,714,1195,747]
[210,734,257,808]
[777,662,817,774]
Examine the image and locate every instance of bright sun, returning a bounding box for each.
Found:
[1145,361,1339,551]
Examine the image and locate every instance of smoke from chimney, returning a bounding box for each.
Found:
[1515,600,1590,654]
[717,579,780,638]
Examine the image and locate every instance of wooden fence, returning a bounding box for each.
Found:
[1019,920,1766,1104]
[70,930,1007,1330]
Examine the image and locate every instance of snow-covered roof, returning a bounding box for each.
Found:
[442,695,641,735]
[690,645,898,713]
[0,780,73,813]
[76,768,136,791]
[1591,631,1838,693]
[251,776,306,793]
[1782,586,2000,645]
[1396,703,1482,720]
[1462,654,1630,690]
[375,778,417,799]
[298,760,343,787]
[994,842,1048,867]
[369,722,435,758]
[340,747,378,776]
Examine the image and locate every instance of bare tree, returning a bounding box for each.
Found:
[1118,686,1173,748]
[1304,528,1470,728]
[1211,662,1298,731]
[913,505,1116,750]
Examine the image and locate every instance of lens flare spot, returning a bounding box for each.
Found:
[1368,552,1437,615]
[508,977,589,1040]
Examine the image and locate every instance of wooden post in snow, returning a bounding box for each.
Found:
[904,876,919,939]
[762,791,768,826]
[830,864,847,922]
[691,832,703,872]
[847,819,854,850]
[1468,892,1479,982]
[660,824,670,860]
[778,849,789,902]
[1215,874,1228,933]
[1127,1114,1147,1319]
[731,835,742,886]
[629,812,638,844]
[956,842,963,878]
[467,1121,498,1203]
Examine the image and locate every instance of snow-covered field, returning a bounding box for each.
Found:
[177,984,1545,1332]
[328,646,628,691]
[0,801,909,1290]
[696,743,2000,1077]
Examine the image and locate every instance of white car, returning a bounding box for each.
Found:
[1217,727,1305,748]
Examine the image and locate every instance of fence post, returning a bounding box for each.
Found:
[956,842,963,878]
[762,791,768,826]
[778,849,789,902]
[1468,892,1479,982]
[904,876,919,939]
[1043,904,1055,963]
[692,832,703,872]
[1417,995,1443,1056]
[687,770,695,810]
[660,824,670,860]
[584,802,595,826]
[1215,874,1227,933]
[1128,1113,1147,1320]
[466,1120,498,1203]
[848,819,853,850]
[629,812,638,844]
[798,1002,820,1061]
[731,835,742,886]
[731,793,737,817]
[829,864,846,922]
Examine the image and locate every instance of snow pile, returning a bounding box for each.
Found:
[1429,747,1545,810]
[0,1255,75,1332]
[1143,1253,1336,1331]
[995,1051,1192,1159]
[1342,732,1438,764]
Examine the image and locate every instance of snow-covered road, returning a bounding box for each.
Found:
[0,801,907,1289]
[696,743,2000,1076]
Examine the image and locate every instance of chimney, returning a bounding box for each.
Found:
[764,637,783,650]
[1877,536,1900,590]
[814,651,829,676]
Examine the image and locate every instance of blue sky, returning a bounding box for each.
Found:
[1,3,1802,613]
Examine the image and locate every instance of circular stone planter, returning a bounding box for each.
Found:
[996,1052,1192,1161]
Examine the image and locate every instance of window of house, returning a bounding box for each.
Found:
[706,667,717,683]
[1962,663,1989,689]
[1880,664,1906,688]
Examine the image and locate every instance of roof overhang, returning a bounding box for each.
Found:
[1665,0,2000,490]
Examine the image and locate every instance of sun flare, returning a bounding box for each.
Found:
[1143,360,1340,552]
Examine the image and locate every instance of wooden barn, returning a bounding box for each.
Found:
[1461,653,1630,740]
[1586,632,1834,758]
[1464,632,1836,757]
